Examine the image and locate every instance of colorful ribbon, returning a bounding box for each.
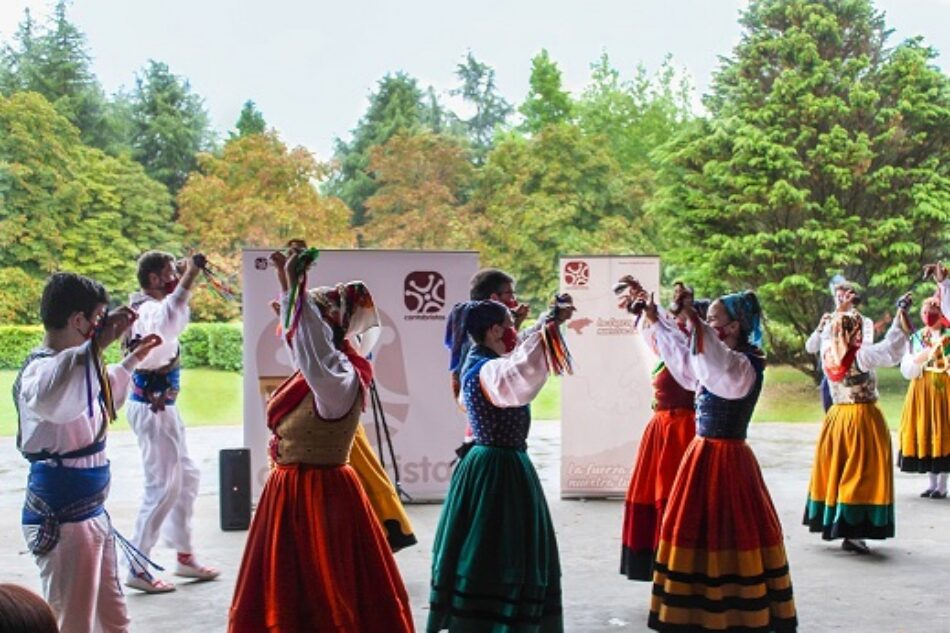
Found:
[282,248,320,344]
[540,320,573,376]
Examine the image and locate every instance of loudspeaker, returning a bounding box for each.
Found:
[219,448,251,531]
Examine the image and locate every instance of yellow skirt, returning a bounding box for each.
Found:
[804,402,894,540]
[349,425,417,551]
[898,372,950,473]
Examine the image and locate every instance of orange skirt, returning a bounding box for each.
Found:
[621,408,695,580]
[649,437,796,632]
[228,463,414,633]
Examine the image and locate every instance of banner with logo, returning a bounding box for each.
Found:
[559,255,661,498]
[242,249,478,501]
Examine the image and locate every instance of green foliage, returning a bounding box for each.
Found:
[653,0,950,375]
[519,49,573,134]
[0,268,43,324]
[178,322,243,371]
[130,60,214,197]
[0,3,130,153]
[325,72,461,226]
[0,325,43,369]
[0,91,178,313]
[207,323,243,371]
[451,52,512,164]
[0,323,240,370]
[472,123,647,306]
[233,99,266,138]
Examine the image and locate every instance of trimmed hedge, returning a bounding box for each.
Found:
[0,323,243,371]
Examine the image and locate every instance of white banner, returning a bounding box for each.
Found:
[242,249,478,501]
[559,255,661,498]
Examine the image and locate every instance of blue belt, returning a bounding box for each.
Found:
[131,367,180,411]
[22,461,110,555]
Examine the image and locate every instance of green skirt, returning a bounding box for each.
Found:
[427,445,563,633]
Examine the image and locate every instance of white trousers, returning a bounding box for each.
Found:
[127,402,200,561]
[24,513,130,633]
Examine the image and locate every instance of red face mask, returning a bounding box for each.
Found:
[502,297,519,310]
[163,279,179,295]
[501,326,518,353]
[924,312,942,328]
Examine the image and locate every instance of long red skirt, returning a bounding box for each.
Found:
[228,463,414,633]
[649,438,796,632]
[621,408,695,580]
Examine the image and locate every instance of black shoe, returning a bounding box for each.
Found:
[921,489,935,498]
[932,491,947,499]
[841,539,870,554]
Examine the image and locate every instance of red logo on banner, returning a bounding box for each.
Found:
[404,271,446,315]
[563,261,590,288]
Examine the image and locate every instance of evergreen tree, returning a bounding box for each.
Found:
[233,99,266,137]
[519,49,573,134]
[129,60,214,198]
[654,0,950,373]
[451,51,512,164]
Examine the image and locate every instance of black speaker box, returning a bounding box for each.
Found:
[219,448,251,531]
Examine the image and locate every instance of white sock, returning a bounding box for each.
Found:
[929,472,939,490]
[939,473,948,494]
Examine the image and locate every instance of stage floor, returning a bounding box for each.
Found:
[1,420,943,632]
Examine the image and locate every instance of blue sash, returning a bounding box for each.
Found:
[22,462,110,556]
[131,366,180,410]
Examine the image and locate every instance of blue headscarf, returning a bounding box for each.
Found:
[719,291,762,348]
[445,300,509,372]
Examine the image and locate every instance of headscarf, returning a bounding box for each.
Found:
[308,281,380,389]
[822,311,864,382]
[719,290,763,348]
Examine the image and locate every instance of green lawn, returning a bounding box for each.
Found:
[1,368,242,437]
[1,365,910,436]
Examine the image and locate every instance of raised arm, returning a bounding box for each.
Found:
[687,320,757,400]
[282,291,360,419]
[855,318,909,372]
[650,312,699,390]
[479,330,550,408]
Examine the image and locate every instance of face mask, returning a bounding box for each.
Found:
[924,312,942,328]
[501,297,519,310]
[163,279,179,295]
[714,323,734,341]
[501,326,518,353]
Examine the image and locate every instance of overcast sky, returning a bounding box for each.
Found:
[2,0,947,159]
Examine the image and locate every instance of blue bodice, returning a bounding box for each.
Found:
[461,347,531,451]
[695,350,765,440]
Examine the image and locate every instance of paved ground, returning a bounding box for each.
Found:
[1,421,946,632]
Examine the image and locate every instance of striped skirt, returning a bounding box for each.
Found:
[898,372,950,473]
[649,437,797,632]
[804,402,894,540]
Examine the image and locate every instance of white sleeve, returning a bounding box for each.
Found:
[855,319,908,372]
[900,349,924,380]
[479,330,549,408]
[137,287,192,340]
[862,316,875,344]
[805,321,826,355]
[282,292,360,419]
[688,321,757,399]
[942,280,950,319]
[108,356,140,410]
[20,343,94,424]
[516,319,543,344]
[651,316,699,390]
